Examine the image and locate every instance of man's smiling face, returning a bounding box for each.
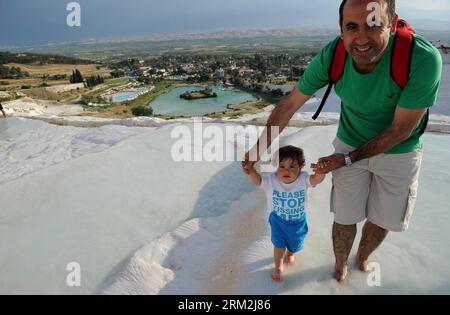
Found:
[341,0,397,73]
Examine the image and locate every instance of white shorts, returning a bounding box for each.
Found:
[331,138,423,232]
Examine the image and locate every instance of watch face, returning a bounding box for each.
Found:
[345,155,352,166]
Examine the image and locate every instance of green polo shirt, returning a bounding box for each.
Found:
[298,34,442,154]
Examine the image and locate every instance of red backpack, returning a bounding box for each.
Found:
[312,19,429,134]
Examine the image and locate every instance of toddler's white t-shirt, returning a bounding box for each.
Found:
[260,172,312,221]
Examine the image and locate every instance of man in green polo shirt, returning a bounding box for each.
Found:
[243,0,442,282]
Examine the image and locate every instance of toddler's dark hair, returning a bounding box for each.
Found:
[278,146,305,167]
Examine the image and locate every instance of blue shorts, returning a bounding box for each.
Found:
[269,211,309,253]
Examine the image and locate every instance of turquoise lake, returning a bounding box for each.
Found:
[149,85,258,116]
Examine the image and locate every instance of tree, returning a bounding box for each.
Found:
[85,75,104,88]
[70,69,84,84]
[131,106,153,117]
[110,70,125,78]
[0,65,29,79]
[271,88,284,97]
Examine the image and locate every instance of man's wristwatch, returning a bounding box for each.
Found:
[344,152,353,167]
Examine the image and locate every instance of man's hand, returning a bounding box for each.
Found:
[311,154,345,174]
[346,107,427,164]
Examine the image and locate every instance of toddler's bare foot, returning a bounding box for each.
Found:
[284,253,295,266]
[334,263,348,282]
[271,267,283,283]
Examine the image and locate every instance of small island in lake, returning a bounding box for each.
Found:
[180,87,218,100]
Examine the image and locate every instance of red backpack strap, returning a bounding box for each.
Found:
[391,19,415,88]
[391,20,428,134]
[329,38,348,83]
[312,38,347,120]
[397,19,415,34]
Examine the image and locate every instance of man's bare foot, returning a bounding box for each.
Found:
[334,263,348,282]
[284,253,295,266]
[356,251,369,272]
[271,267,283,283]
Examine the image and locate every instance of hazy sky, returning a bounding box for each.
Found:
[0,0,449,46]
[399,0,450,10]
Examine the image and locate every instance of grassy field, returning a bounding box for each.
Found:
[203,98,272,119]
[0,78,62,90]
[22,86,90,102]
[4,63,111,78]
[9,77,127,102]
[104,77,130,87]
[83,77,130,99]
[0,63,111,91]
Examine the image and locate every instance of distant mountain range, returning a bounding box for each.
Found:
[2,25,449,54]
[0,28,337,51]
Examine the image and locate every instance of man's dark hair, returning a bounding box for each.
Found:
[278,146,305,167]
[339,0,396,30]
